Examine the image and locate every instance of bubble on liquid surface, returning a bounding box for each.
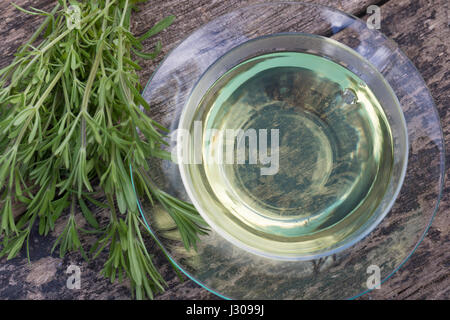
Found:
[342,88,357,104]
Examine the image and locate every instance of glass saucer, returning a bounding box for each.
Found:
[131,2,445,299]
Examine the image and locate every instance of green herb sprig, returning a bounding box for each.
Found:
[0,0,207,299]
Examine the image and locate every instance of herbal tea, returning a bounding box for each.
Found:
[179,35,397,259]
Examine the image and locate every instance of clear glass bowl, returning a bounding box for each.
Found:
[132,2,445,299]
[177,32,408,261]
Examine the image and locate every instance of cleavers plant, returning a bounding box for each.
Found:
[0,0,207,299]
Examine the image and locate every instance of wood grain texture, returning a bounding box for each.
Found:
[0,0,447,300]
[359,0,450,300]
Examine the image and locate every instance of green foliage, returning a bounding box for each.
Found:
[0,0,208,299]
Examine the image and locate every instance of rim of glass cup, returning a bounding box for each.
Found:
[177,32,409,261]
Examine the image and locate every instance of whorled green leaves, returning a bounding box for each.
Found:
[0,0,207,299]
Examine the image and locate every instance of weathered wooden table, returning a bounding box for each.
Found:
[0,0,448,300]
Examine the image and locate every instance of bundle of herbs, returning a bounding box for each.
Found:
[0,0,207,299]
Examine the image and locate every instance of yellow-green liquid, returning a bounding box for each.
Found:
[185,50,394,257]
